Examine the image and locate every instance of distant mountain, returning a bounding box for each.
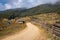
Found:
[0,8,27,19]
[19,2,60,16]
[0,1,60,19]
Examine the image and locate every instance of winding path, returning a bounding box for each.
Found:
[2,22,40,40]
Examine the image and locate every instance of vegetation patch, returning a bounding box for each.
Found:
[0,19,26,39]
[31,13,60,40]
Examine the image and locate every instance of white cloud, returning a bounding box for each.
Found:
[50,0,58,2]
[6,0,58,9]
[6,0,23,8]
[5,4,12,9]
[0,0,59,11]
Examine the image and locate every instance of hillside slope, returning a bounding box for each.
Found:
[0,1,60,19]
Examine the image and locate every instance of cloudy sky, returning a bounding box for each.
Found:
[0,0,59,11]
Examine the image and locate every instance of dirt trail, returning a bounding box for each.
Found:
[2,22,40,40]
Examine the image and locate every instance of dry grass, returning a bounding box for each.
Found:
[31,13,60,40]
[0,19,26,39]
[31,22,53,40]
[33,13,60,24]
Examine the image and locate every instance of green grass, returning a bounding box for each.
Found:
[0,20,2,22]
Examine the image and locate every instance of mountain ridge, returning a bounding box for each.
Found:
[0,1,60,19]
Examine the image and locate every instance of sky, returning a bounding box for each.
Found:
[0,0,59,11]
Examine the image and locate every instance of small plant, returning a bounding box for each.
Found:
[53,36,60,40]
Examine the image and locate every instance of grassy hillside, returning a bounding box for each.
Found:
[0,1,60,19]
[31,13,60,40]
[32,13,60,24]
